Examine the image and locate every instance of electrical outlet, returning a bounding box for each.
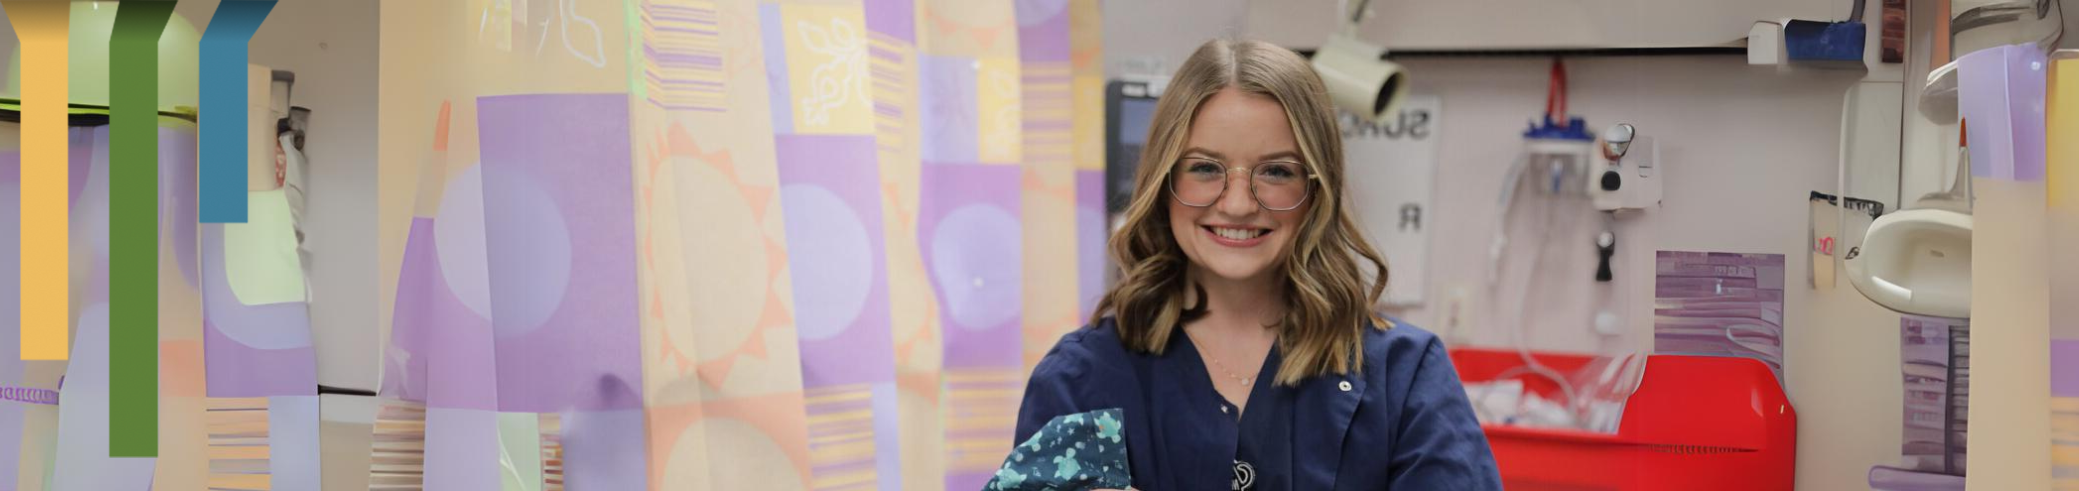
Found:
[1442,286,1473,343]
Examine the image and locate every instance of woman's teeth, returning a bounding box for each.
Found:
[1212,227,1265,240]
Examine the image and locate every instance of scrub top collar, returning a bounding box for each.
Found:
[1156,327,1370,490]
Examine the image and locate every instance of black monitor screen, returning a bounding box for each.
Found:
[1106,81,1160,214]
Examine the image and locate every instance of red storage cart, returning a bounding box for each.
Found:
[1451,348,1797,490]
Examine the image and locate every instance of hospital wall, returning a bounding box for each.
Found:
[233,0,382,397]
[172,0,386,400]
[154,3,387,487]
[1391,55,1918,491]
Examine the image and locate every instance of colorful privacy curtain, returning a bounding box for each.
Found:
[2049,50,2078,489]
[374,0,1106,489]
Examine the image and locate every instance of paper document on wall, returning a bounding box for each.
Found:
[1344,95,1441,307]
[1809,195,1838,289]
[1653,251,1788,387]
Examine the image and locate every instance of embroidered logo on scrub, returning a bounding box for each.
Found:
[1232,460,1256,490]
[985,408,1131,490]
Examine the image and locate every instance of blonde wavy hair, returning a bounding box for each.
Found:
[1090,39,1391,386]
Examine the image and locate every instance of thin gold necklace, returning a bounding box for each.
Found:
[1188,330,1257,389]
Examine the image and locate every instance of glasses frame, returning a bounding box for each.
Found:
[1168,158,1321,211]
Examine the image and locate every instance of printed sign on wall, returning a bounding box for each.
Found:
[1342,95,1441,307]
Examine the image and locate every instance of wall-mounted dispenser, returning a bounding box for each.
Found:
[1588,123,1663,213]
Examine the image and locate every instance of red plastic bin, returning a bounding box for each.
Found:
[1450,348,1797,490]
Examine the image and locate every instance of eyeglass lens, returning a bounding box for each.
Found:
[1170,159,1310,210]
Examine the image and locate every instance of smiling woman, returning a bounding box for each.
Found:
[1011,38,1502,490]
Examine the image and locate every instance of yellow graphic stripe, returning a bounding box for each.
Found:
[4,0,70,360]
[806,384,880,490]
[2053,397,2079,488]
[2050,55,2077,207]
[944,368,1021,472]
[868,32,915,157]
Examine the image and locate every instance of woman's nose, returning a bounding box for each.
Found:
[1215,171,1258,215]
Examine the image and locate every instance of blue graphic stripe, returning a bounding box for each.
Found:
[198,0,276,223]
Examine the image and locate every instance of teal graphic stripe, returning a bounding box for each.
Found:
[197,0,275,223]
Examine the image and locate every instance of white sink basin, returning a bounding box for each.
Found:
[1846,208,1973,319]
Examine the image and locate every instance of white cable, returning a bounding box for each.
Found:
[1500,187,1578,423]
[1724,323,1784,358]
[1836,86,1855,282]
[1487,153,1532,289]
[1475,150,1580,426]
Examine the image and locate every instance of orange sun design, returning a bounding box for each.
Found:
[643,121,796,391]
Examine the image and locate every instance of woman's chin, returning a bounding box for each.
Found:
[1197,260,1277,284]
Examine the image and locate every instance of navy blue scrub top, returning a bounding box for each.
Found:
[1015,318,1503,490]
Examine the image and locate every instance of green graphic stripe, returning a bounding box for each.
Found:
[109,0,176,459]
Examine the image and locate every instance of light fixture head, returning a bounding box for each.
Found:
[1602,123,1635,159]
[1311,33,1409,126]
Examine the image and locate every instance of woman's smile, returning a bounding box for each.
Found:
[1203,224,1272,247]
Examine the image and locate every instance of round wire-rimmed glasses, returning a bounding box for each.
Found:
[1168,157,1318,211]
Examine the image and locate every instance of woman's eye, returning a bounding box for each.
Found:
[1187,161,1224,175]
[1260,163,1299,179]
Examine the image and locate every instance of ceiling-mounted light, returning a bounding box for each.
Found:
[1310,0,1409,125]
